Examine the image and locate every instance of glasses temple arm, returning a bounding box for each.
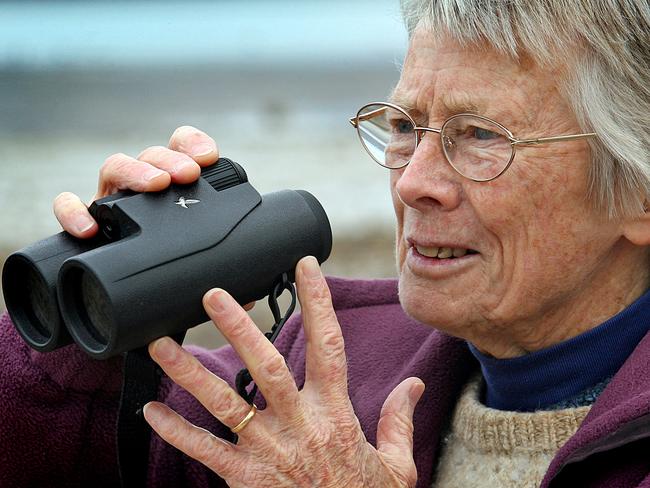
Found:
[349,107,390,128]
[511,133,597,146]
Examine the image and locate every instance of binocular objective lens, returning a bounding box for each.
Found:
[3,256,59,346]
[79,271,113,347]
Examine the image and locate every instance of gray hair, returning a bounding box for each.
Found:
[400,0,650,218]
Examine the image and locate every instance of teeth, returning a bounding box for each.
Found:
[415,245,439,257]
[415,245,470,259]
[437,247,453,258]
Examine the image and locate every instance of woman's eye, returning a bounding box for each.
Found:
[472,126,500,140]
[392,119,414,134]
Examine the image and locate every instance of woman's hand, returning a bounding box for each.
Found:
[143,256,425,488]
[52,125,218,238]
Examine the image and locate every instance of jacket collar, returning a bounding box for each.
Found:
[542,330,650,487]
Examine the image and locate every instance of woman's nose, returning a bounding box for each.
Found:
[393,135,463,211]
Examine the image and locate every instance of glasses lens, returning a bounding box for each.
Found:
[441,115,513,181]
[356,104,416,168]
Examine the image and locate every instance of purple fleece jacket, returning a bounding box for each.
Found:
[1,277,649,487]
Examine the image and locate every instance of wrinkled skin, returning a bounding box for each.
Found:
[52,28,650,487]
[391,29,650,358]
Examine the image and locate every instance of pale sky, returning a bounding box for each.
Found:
[0,1,407,68]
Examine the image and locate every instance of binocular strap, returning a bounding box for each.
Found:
[116,333,184,488]
[236,273,297,406]
[116,274,295,486]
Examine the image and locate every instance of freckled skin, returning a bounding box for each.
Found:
[392,29,650,358]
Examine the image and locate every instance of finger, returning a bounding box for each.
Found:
[296,256,349,402]
[376,378,424,488]
[203,289,301,416]
[137,145,201,184]
[53,192,98,238]
[168,126,219,166]
[143,401,246,479]
[148,337,265,440]
[96,152,171,198]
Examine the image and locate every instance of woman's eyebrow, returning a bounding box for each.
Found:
[438,93,482,115]
[387,91,419,114]
[387,90,484,117]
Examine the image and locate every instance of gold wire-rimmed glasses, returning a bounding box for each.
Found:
[349,102,597,182]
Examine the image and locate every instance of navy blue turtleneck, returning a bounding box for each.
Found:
[468,288,650,412]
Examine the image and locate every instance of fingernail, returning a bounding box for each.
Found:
[144,169,166,181]
[152,337,177,362]
[143,402,162,425]
[206,288,230,313]
[303,256,322,279]
[191,143,215,158]
[409,381,425,406]
[74,215,95,234]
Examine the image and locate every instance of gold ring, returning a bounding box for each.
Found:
[231,404,258,434]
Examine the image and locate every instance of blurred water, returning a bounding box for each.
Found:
[0,65,401,251]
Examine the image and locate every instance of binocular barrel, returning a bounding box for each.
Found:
[2,233,99,351]
[2,159,332,359]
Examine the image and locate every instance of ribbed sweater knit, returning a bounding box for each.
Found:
[433,375,591,488]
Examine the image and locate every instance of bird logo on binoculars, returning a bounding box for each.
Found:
[175,197,201,209]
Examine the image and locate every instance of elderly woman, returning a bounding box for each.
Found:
[1,1,649,487]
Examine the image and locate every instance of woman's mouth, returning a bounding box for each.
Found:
[413,244,479,260]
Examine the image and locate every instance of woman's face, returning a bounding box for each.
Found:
[392,29,647,358]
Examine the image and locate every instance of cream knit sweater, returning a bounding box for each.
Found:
[432,375,591,487]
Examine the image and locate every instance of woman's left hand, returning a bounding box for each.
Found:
[143,256,425,488]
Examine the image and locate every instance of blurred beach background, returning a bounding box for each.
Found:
[0,0,407,348]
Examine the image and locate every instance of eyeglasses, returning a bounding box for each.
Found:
[349,102,597,182]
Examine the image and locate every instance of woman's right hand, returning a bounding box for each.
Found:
[53,125,219,238]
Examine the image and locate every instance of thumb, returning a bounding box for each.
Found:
[376,377,425,487]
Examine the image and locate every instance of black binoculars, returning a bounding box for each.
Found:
[2,158,332,359]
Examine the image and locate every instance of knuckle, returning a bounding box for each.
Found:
[103,152,129,169]
[175,357,206,387]
[171,125,198,142]
[194,433,220,462]
[207,386,240,418]
[257,354,297,398]
[320,330,346,364]
[101,153,131,178]
[222,312,252,338]
[309,279,332,303]
[334,418,362,446]
[259,353,287,380]
[171,125,193,137]
[308,286,337,321]
[322,329,345,352]
[161,417,183,446]
[380,410,414,438]
[304,426,331,452]
[53,192,77,212]
[137,145,166,160]
[54,191,75,204]
[217,454,245,479]
[170,125,211,149]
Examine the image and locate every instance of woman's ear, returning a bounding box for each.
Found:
[622,202,650,246]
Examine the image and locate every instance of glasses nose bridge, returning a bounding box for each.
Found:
[414,126,442,145]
